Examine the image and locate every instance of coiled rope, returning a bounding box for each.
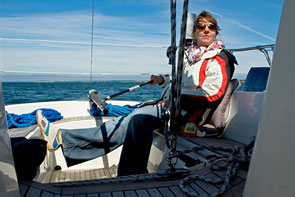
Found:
[177,138,255,196]
[6,108,63,128]
[7,102,138,129]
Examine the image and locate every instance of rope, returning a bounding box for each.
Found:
[177,138,255,197]
[165,0,190,172]
[89,102,139,117]
[179,162,240,197]
[52,169,191,188]
[164,0,177,171]
[7,103,137,128]
[6,108,63,128]
[175,0,189,119]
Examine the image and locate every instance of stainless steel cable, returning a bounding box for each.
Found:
[90,0,95,88]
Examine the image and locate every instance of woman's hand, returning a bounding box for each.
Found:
[149,75,164,86]
[156,100,169,108]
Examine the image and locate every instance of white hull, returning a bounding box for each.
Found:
[5,86,265,184]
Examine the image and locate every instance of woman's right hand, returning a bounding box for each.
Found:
[149,75,164,86]
[156,100,169,108]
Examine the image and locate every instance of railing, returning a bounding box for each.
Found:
[227,44,275,66]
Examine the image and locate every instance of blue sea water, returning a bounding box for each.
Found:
[2,81,163,105]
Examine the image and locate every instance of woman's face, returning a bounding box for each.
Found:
[193,18,217,48]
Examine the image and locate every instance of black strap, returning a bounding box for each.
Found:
[100,117,125,154]
[100,124,110,154]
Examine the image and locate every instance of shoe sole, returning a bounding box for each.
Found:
[36,110,48,141]
[36,110,60,151]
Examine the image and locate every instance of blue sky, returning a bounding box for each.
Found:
[0,0,284,81]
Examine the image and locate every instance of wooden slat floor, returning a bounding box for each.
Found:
[19,167,247,196]
[19,137,249,196]
[37,167,118,183]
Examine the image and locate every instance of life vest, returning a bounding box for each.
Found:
[180,49,237,137]
[181,48,235,102]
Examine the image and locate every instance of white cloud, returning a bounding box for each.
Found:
[1,10,171,76]
[0,0,282,80]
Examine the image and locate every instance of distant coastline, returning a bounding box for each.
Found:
[0,73,151,82]
[35,80,56,83]
[0,73,247,82]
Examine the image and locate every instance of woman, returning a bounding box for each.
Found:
[37,11,236,176]
[151,10,235,136]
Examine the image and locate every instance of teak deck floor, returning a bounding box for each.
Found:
[19,137,248,197]
[37,167,118,183]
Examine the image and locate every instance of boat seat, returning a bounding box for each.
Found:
[243,67,270,91]
[198,79,240,137]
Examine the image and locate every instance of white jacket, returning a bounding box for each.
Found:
[161,48,233,102]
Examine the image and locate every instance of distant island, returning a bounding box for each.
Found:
[0,73,151,82]
[0,73,247,82]
[36,80,56,83]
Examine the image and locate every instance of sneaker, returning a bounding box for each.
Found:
[36,110,60,151]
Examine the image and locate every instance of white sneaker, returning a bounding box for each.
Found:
[36,110,60,151]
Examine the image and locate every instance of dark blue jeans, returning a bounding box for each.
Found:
[59,105,164,176]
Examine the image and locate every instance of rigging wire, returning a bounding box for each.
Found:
[165,0,189,171]
[165,0,177,171]
[90,0,95,88]
[175,0,189,119]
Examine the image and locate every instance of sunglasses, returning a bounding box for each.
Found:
[196,24,217,31]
